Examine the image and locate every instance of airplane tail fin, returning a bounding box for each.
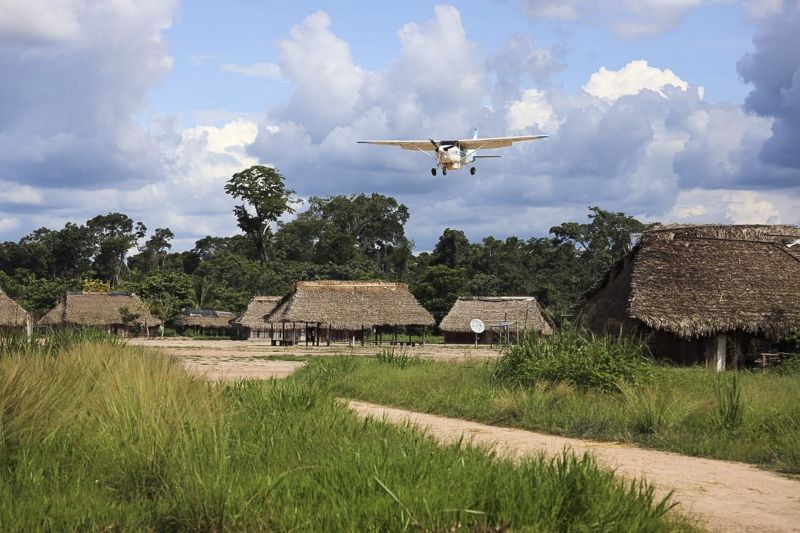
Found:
[473,128,479,139]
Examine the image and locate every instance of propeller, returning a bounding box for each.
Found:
[429,139,440,151]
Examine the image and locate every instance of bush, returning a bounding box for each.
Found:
[494,328,654,392]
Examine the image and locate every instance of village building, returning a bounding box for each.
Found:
[439,296,553,344]
[173,308,236,337]
[232,296,305,343]
[37,292,162,336]
[578,225,800,369]
[265,280,436,345]
[0,287,32,337]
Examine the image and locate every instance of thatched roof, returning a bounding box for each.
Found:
[0,287,30,327]
[266,280,435,329]
[38,292,162,327]
[580,224,800,339]
[231,296,281,330]
[173,309,236,329]
[440,297,553,334]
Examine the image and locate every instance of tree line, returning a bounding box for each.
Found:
[0,166,651,324]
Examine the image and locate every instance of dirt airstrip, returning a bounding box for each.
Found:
[128,337,800,532]
[128,337,500,380]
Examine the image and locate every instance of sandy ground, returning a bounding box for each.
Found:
[347,399,800,533]
[127,337,500,380]
[128,338,800,531]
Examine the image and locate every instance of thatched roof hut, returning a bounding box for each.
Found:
[0,287,30,329]
[38,292,162,329]
[440,297,553,343]
[578,224,800,366]
[231,296,281,331]
[173,309,236,329]
[266,280,435,330]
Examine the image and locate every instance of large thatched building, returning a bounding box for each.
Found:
[231,296,305,342]
[0,287,32,336]
[173,309,236,336]
[440,297,553,344]
[38,292,162,336]
[265,280,435,345]
[578,225,800,368]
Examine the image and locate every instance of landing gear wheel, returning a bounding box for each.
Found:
[431,168,437,176]
[470,167,476,175]
[442,168,448,176]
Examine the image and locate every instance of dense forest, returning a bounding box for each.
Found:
[0,166,651,324]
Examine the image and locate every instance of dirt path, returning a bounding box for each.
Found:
[347,399,800,533]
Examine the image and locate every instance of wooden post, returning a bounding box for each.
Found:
[716,334,727,372]
[292,321,297,345]
[305,322,309,346]
[327,324,331,346]
[316,322,321,346]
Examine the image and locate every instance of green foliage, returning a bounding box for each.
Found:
[224,165,298,264]
[0,271,80,316]
[0,342,685,531]
[120,269,194,321]
[713,373,746,431]
[375,346,424,368]
[411,264,468,322]
[494,328,655,392]
[619,385,695,435]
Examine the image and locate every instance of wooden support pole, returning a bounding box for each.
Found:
[361,325,364,346]
[327,324,331,346]
[716,334,727,372]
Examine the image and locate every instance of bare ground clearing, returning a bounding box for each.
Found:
[347,399,800,533]
[127,337,499,380]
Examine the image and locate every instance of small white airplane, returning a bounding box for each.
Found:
[357,129,548,176]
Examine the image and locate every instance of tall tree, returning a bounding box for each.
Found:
[87,213,146,286]
[430,228,472,269]
[278,193,411,275]
[224,166,298,264]
[549,206,652,281]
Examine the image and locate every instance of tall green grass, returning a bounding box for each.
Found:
[0,340,691,531]
[495,328,655,391]
[298,356,800,474]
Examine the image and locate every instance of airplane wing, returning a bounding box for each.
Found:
[458,135,548,150]
[356,140,435,151]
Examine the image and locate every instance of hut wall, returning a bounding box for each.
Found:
[579,255,643,336]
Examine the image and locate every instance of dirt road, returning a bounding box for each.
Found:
[348,399,800,533]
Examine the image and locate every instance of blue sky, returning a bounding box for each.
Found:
[0,0,798,251]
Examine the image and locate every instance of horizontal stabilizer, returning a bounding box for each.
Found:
[474,155,502,159]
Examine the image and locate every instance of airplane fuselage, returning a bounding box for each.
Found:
[436,143,474,170]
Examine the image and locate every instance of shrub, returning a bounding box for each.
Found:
[494,328,655,392]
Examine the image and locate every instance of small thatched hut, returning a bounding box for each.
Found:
[0,287,32,336]
[440,297,553,344]
[231,296,305,342]
[578,224,800,368]
[173,309,236,337]
[265,280,435,345]
[38,292,162,336]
